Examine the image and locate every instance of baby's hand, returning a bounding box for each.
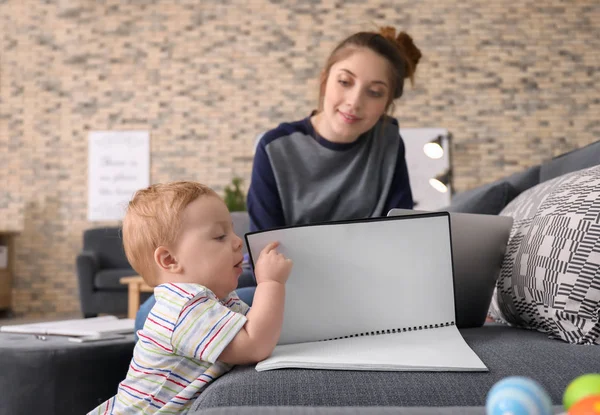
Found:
[254,242,292,285]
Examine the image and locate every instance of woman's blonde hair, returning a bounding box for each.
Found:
[122,181,218,285]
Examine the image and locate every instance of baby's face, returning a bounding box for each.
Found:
[169,195,245,299]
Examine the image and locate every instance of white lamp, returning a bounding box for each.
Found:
[429,170,452,193]
[423,136,444,159]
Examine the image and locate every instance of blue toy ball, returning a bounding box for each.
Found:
[486,376,553,415]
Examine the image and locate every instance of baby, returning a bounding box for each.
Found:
[88,181,292,414]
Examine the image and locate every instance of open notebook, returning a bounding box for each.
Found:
[245,212,488,372]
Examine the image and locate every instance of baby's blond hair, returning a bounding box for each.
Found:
[122,181,218,285]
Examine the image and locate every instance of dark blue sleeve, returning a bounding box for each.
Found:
[246,138,286,232]
[382,134,414,213]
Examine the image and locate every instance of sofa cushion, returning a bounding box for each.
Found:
[191,325,600,410]
[447,181,519,215]
[94,268,137,290]
[505,165,541,195]
[539,140,600,183]
[192,405,565,414]
[489,165,600,344]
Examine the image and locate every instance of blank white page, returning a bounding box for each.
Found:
[256,325,487,372]
[246,214,455,345]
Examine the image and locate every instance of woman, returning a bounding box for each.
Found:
[237,27,422,307]
[247,26,421,232]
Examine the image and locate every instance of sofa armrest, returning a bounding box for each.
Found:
[76,250,99,295]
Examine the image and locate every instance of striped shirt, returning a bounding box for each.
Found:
[88,283,249,414]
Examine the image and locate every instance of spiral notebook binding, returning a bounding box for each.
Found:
[321,321,455,342]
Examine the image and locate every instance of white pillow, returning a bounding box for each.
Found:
[489,165,600,344]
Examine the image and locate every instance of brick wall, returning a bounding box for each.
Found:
[1,0,598,316]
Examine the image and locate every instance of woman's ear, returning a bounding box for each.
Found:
[154,246,182,274]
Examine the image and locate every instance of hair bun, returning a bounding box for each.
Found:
[379,26,398,42]
[378,26,422,81]
[395,32,422,79]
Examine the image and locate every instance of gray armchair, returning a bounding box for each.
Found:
[76,227,151,317]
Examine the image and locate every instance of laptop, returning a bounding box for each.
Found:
[387,208,513,328]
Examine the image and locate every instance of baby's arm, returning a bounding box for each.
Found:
[218,242,292,364]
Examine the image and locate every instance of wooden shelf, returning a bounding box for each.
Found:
[0,233,16,311]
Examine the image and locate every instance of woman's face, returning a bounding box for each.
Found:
[316,48,391,143]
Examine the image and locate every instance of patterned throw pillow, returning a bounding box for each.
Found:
[489,165,600,344]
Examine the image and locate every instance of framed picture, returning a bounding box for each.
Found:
[87,131,150,222]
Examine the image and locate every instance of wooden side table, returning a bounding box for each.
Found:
[120,276,154,319]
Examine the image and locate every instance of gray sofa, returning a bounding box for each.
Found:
[187,139,600,415]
